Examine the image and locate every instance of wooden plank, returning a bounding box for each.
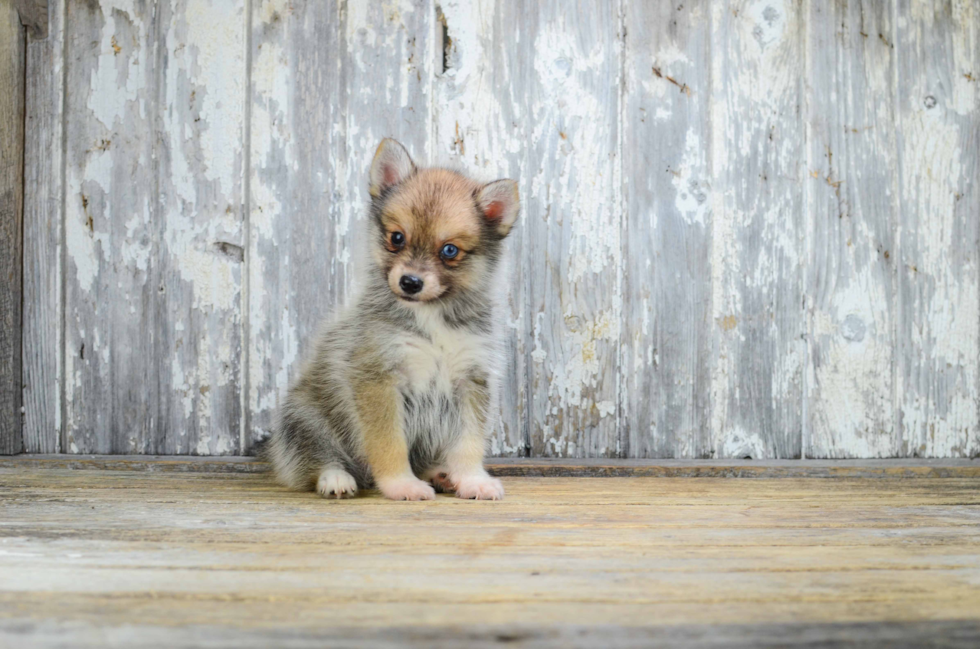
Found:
[62,1,159,453]
[2,619,980,649]
[21,0,63,453]
[621,1,711,458]
[4,455,977,479]
[431,1,529,455]
[155,0,246,454]
[246,0,347,449]
[805,2,899,457]
[0,0,26,455]
[708,1,805,459]
[63,0,246,454]
[523,0,623,457]
[896,0,980,457]
[0,469,979,648]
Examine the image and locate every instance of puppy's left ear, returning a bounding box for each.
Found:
[370,138,416,197]
[477,179,520,237]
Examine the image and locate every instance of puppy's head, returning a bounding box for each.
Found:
[368,138,519,304]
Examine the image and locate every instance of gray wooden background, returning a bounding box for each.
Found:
[13,0,980,459]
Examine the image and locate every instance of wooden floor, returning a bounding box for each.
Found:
[1,460,979,648]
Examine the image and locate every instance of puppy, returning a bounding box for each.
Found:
[265,138,518,501]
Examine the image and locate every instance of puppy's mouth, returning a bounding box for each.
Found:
[393,289,448,303]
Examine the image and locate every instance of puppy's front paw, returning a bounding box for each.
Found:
[378,477,436,501]
[317,467,358,499]
[454,474,505,500]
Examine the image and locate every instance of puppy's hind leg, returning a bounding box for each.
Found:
[316,465,358,499]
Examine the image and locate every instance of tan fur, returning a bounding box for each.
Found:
[352,377,410,481]
[378,169,486,302]
[386,169,482,239]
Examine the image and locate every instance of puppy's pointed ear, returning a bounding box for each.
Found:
[369,138,416,197]
[477,179,520,237]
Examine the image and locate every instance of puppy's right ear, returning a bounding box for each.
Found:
[369,138,416,197]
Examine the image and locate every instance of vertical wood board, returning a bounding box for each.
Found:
[622,0,713,458]
[21,0,65,453]
[1,0,26,454]
[805,0,899,458]
[895,0,979,457]
[523,0,624,457]
[156,0,246,454]
[708,0,806,459]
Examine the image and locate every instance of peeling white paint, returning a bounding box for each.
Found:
[531,23,620,284]
[171,0,246,200]
[87,1,146,131]
[544,311,616,414]
[672,128,709,226]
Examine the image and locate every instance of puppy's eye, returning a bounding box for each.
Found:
[440,243,459,260]
[390,232,405,248]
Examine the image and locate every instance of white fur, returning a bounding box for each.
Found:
[316,467,358,498]
[395,306,497,394]
[376,475,436,501]
[454,474,505,500]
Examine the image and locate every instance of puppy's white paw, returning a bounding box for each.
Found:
[454,474,505,500]
[316,467,358,499]
[378,477,436,501]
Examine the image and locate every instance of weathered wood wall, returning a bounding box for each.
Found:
[16,0,980,458]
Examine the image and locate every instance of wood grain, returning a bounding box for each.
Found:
[0,467,979,647]
[805,1,899,457]
[622,1,711,458]
[4,620,979,649]
[0,0,25,455]
[523,0,624,457]
[708,0,805,459]
[20,0,64,453]
[895,0,980,458]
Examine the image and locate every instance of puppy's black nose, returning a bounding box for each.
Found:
[399,275,424,295]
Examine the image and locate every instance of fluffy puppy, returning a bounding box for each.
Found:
[265,138,518,501]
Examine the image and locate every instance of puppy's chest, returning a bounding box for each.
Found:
[397,324,490,392]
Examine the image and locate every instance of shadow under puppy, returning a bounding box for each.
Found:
[266,138,518,501]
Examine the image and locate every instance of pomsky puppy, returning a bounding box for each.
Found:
[265,138,518,501]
